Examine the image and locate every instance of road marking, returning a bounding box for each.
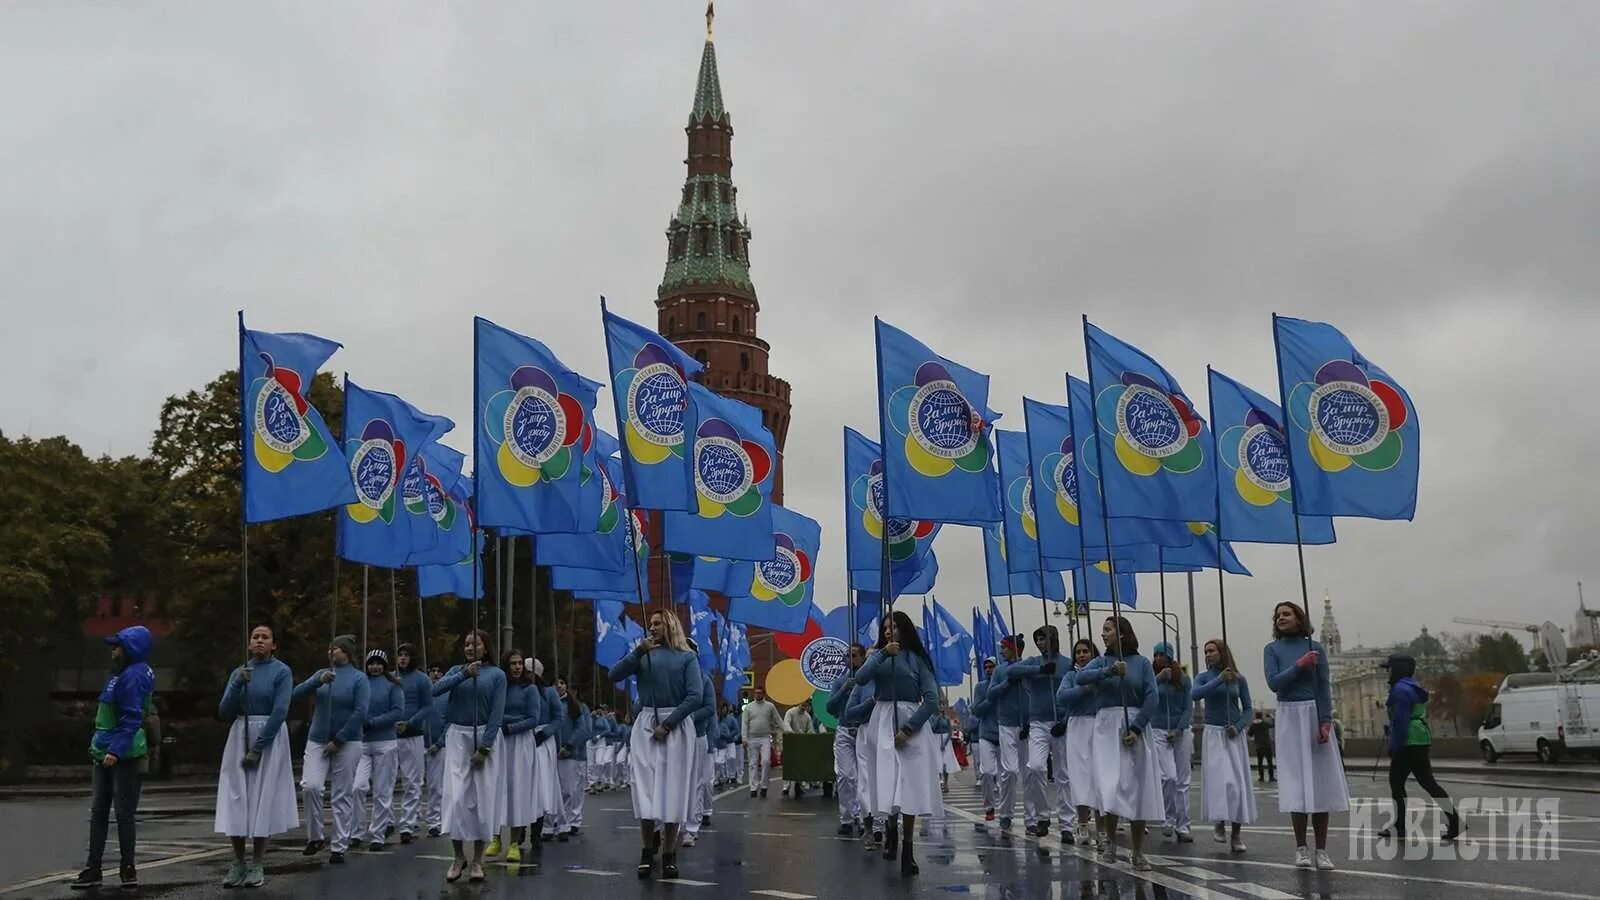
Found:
[1177,853,1600,899]
[568,868,622,876]
[660,877,717,885]
[747,831,792,837]
[778,812,816,817]
[0,847,231,896]
[750,891,815,899]
[1168,865,1229,880]
[1228,884,1299,900]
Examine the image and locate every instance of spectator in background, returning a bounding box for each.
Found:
[1248,712,1276,783]
[70,626,156,894]
[782,699,815,797]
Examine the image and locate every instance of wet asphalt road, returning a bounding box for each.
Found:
[3,764,1598,899]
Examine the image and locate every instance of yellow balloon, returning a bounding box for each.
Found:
[764,658,814,706]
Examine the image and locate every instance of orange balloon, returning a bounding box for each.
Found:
[764,658,813,706]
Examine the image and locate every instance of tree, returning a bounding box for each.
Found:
[1470,633,1529,676]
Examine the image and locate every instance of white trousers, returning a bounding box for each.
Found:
[833,726,861,824]
[746,736,773,790]
[556,759,585,831]
[302,740,362,853]
[1025,721,1075,829]
[1152,727,1193,833]
[423,746,445,831]
[353,738,398,844]
[395,737,425,835]
[976,739,999,810]
[686,735,712,834]
[997,725,1030,823]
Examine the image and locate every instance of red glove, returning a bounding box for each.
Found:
[1295,651,1319,670]
[1318,722,1332,744]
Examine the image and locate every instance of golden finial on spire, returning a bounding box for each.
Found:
[706,2,715,40]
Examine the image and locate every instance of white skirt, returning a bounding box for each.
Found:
[630,709,696,824]
[1275,699,1350,814]
[1201,724,1258,824]
[442,724,507,841]
[213,717,299,837]
[1066,715,1097,811]
[870,701,939,818]
[533,735,562,819]
[1090,707,1164,822]
[503,731,537,826]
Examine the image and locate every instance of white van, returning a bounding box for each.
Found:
[1478,673,1600,763]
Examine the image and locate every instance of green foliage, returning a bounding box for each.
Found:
[1470,632,1530,676]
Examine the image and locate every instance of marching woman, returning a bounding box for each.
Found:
[422,665,447,837]
[970,657,1000,825]
[489,650,537,864]
[432,629,507,884]
[352,650,403,852]
[1264,601,1347,870]
[681,668,716,846]
[606,609,703,880]
[531,661,563,842]
[392,643,433,845]
[215,624,297,889]
[854,610,940,878]
[825,643,868,836]
[1054,638,1101,849]
[1075,616,1162,871]
[1190,639,1256,853]
[292,634,369,865]
[554,679,593,840]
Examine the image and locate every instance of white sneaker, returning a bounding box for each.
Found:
[1230,836,1247,854]
[1131,852,1152,871]
[1315,850,1335,870]
[1213,822,1228,843]
[680,832,697,848]
[1294,846,1313,868]
[1162,824,1174,838]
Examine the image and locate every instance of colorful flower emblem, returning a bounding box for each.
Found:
[1005,472,1037,541]
[849,458,936,562]
[1095,373,1204,477]
[886,361,989,477]
[344,419,406,525]
[1287,360,1407,473]
[1218,407,1293,507]
[752,530,813,607]
[691,415,770,518]
[626,509,650,563]
[592,462,621,535]
[614,343,689,466]
[483,366,590,488]
[401,456,459,530]
[1039,435,1080,527]
[248,353,329,473]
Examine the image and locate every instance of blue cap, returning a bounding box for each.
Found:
[1152,641,1175,659]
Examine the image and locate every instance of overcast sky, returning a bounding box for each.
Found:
[4,2,1598,695]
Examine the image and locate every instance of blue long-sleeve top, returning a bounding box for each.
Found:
[535,685,562,738]
[825,666,858,720]
[984,660,1028,727]
[293,662,370,745]
[692,674,717,737]
[1191,668,1253,731]
[364,674,406,741]
[1075,653,1158,731]
[854,648,939,732]
[1149,668,1194,731]
[718,712,741,745]
[431,662,507,749]
[559,705,593,759]
[842,679,877,728]
[932,715,950,736]
[1053,667,1099,719]
[1008,652,1068,724]
[219,657,293,754]
[1263,638,1332,723]
[501,680,540,736]
[970,681,1001,741]
[606,645,703,730]
[424,693,447,751]
[396,668,434,737]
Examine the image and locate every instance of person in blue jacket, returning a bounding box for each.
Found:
[825,643,869,836]
[1007,625,1073,841]
[291,633,369,865]
[431,628,507,884]
[1055,638,1101,848]
[843,662,879,843]
[1148,641,1194,843]
[1376,654,1461,843]
[1076,616,1162,871]
[553,679,593,839]
[489,650,537,864]
[70,625,156,893]
[682,667,717,846]
[717,703,742,787]
[1263,601,1347,871]
[531,661,564,842]
[606,608,703,880]
[391,642,433,844]
[1191,638,1256,852]
[853,611,940,878]
[353,650,405,852]
[213,624,296,889]
[969,657,1001,825]
[422,665,448,837]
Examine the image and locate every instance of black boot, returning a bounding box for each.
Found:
[1441,812,1464,842]
[637,846,655,879]
[882,818,899,861]
[661,853,679,879]
[900,839,918,878]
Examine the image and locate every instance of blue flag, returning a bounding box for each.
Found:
[576,428,622,533]
[239,314,357,523]
[930,600,974,686]
[1067,375,1197,551]
[1022,398,1089,571]
[989,597,1011,644]
[721,621,748,704]
[996,430,1048,575]
[536,455,629,573]
[688,592,719,674]
[1071,564,1138,606]
[973,607,993,659]
[474,317,601,535]
[875,319,1001,525]
[1273,316,1420,520]
[337,380,453,567]
[983,521,1064,600]
[602,304,703,511]
[1083,321,1218,525]
[418,484,482,600]
[594,599,632,669]
[843,427,941,590]
[664,384,777,560]
[727,505,820,633]
[1157,523,1251,575]
[1207,368,1338,545]
[404,442,470,566]
[852,548,939,603]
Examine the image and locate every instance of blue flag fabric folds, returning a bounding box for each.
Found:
[337,380,452,567]
[688,593,720,674]
[418,484,482,600]
[851,550,939,604]
[727,505,820,633]
[989,598,1011,644]
[1273,316,1420,521]
[239,314,357,523]
[1022,399,1086,571]
[664,384,777,560]
[996,430,1046,575]
[721,620,750,704]
[843,427,941,592]
[930,600,974,686]
[875,319,1001,525]
[1071,564,1138,606]
[983,522,1065,600]
[602,305,703,511]
[973,607,994,660]
[535,456,630,574]
[1208,369,1338,545]
[594,599,632,669]
[402,442,469,567]
[1157,524,1251,575]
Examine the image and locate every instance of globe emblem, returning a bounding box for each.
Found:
[867,474,916,542]
[908,380,978,460]
[1020,476,1035,518]
[1240,425,1292,493]
[505,386,564,467]
[1309,381,1389,456]
[756,545,801,595]
[695,437,752,505]
[402,462,425,506]
[255,380,307,454]
[800,637,850,690]
[1054,454,1079,508]
[351,440,397,510]
[628,363,687,446]
[1115,385,1187,458]
[596,468,616,529]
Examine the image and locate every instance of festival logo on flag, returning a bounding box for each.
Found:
[692,414,770,518]
[850,457,936,562]
[483,366,591,488]
[617,343,690,466]
[751,529,812,608]
[1097,373,1205,477]
[1288,360,1408,474]
[248,356,328,472]
[626,508,649,563]
[1006,467,1038,540]
[593,460,622,535]
[345,420,406,525]
[403,455,459,530]
[1219,406,1294,507]
[1040,434,1080,526]
[886,362,989,478]
[799,636,849,691]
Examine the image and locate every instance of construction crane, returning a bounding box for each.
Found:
[1451,617,1543,635]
